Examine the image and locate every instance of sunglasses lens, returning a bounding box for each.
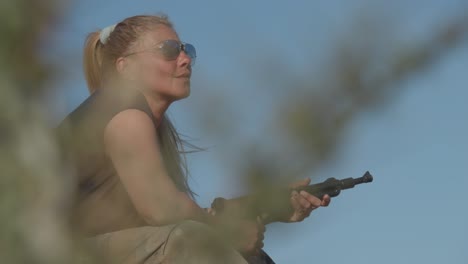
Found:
[183,44,196,59]
[160,40,181,60]
[159,40,197,65]
[183,43,196,65]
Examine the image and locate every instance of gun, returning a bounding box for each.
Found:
[212,171,374,221]
[295,170,373,199]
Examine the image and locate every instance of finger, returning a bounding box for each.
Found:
[321,194,331,207]
[246,242,256,254]
[253,225,265,240]
[290,190,302,209]
[258,232,264,242]
[205,207,215,215]
[296,194,312,209]
[290,194,310,221]
[289,178,311,189]
[257,241,264,249]
[290,193,303,221]
[292,190,315,211]
[256,216,266,233]
[299,190,322,208]
[301,209,314,220]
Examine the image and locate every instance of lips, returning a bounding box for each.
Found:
[177,72,191,78]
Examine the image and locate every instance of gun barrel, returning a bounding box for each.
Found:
[341,171,373,189]
[355,171,373,184]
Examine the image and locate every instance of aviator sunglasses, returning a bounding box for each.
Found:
[124,39,197,66]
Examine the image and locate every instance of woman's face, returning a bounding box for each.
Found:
[123,25,192,101]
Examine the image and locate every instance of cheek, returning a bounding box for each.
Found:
[145,61,174,80]
[133,58,178,90]
[137,61,163,84]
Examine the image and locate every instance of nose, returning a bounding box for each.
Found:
[178,51,193,67]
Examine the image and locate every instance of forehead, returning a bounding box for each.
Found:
[138,25,180,48]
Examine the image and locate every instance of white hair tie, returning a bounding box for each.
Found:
[99,24,116,44]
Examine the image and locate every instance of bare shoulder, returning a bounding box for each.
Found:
[103,109,158,152]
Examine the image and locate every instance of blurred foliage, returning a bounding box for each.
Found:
[0,0,98,263]
[194,13,468,190]
[0,0,467,262]
[274,14,468,175]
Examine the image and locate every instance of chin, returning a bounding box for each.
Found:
[181,80,191,97]
[181,86,191,99]
[173,83,191,100]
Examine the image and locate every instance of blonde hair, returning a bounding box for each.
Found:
[83,15,196,198]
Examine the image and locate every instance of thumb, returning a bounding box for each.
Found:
[288,178,311,189]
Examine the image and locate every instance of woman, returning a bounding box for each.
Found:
[57,14,330,264]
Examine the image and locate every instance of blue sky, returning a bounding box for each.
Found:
[46,1,468,263]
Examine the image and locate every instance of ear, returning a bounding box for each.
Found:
[116,57,136,81]
[115,57,127,75]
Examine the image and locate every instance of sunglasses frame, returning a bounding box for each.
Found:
[123,39,196,65]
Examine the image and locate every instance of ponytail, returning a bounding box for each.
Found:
[83,31,103,94]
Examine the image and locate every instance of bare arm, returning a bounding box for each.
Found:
[104,109,265,254]
[104,109,208,226]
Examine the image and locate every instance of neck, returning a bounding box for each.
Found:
[112,78,173,127]
[142,91,172,127]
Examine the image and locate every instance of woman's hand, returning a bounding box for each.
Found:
[212,215,265,257]
[233,216,265,257]
[285,178,331,223]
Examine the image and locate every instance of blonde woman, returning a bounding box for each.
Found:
[56,15,330,264]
